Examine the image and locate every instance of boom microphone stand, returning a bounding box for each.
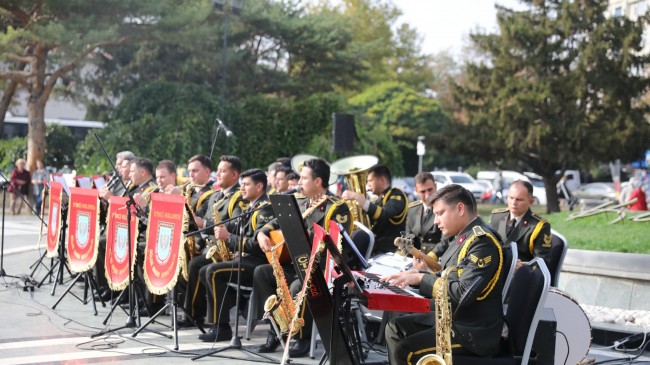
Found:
[90,133,169,339]
[192,207,277,363]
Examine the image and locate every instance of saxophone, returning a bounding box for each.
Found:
[263,246,303,335]
[416,265,457,365]
[205,202,233,262]
[182,181,199,259]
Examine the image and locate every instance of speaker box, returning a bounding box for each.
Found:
[532,308,556,365]
[332,113,355,152]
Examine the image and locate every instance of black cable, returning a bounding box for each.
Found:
[556,330,569,365]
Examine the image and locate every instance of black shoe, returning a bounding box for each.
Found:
[93,288,111,302]
[177,317,204,329]
[257,332,280,353]
[198,325,232,342]
[288,338,310,358]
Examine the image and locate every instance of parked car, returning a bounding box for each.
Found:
[572,183,618,208]
[392,177,417,202]
[476,179,495,203]
[476,170,547,205]
[432,171,486,200]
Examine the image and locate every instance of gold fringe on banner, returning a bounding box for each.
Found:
[66,193,101,273]
[106,203,140,291]
[37,186,47,250]
[143,198,187,295]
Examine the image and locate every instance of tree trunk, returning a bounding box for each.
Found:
[543,174,560,213]
[0,80,19,138]
[27,99,46,173]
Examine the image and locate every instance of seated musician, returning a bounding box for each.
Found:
[198,168,274,342]
[154,159,177,191]
[382,184,506,365]
[405,172,448,271]
[95,151,135,300]
[178,155,245,328]
[342,165,408,255]
[489,180,551,271]
[254,158,352,357]
[286,172,299,191]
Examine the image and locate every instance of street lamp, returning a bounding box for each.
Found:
[416,136,425,173]
[210,0,244,158]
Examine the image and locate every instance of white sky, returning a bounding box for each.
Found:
[391,0,523,56]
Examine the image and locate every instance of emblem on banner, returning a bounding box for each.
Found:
[76,212,90,248]
[156,223,174,264]
[50,203,59,233]
[115,224,129,263]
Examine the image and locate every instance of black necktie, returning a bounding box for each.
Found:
[506,218,517,237]
[422,208,431,226]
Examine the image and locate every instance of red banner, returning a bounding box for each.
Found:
[143,193,187,295]
[46,182,64,258]
[105,196,139,291]
[67,187,100,273]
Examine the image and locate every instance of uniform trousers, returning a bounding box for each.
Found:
[183,254,212,320]
[252,264,313,340]
[201,257,261,325]
[385,312,472,365]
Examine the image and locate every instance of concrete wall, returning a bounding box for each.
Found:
[558,249,650,311]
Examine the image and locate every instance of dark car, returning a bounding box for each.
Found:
[572,183,618,208]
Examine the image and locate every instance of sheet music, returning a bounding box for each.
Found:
[52,175,71,196]
[77,176,92,189]
[93,176,106,189]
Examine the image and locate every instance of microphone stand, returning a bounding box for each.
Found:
[191,207,277,363]
[90,133,168,339]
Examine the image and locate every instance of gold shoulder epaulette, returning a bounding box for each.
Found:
[491,207,508,214]
[326,195,344,205]
[530,212,545,223]
[409,200,423,208]
[473,226,487,237]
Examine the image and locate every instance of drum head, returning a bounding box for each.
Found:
[545,288,592,365]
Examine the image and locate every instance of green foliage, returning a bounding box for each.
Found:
[0,137,27,171]
[45,124,77,169]
[346,81,454,175]
[453,0,650,211]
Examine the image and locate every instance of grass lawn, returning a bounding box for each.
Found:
[477,204,650,254]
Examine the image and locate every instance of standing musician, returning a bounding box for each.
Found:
[198,169,274,342]
[274,166,291,194]
[286,172,299,191]
[489,180,552,271]
[382,185,506,364]
[254,158,352,358]
[178,155,245,328]
[343,165,408,255]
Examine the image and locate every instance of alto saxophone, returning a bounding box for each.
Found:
[416,266,457,365]
[181,181,198,259]
[205,203,232,262]
[263,246,304,335]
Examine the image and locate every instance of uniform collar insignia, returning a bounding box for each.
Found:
[522,220,528,227]
[457,234,466,245]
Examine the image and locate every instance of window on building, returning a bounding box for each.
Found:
[614,6,623,17]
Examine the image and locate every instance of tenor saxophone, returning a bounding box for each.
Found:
[205,203,232,262]
[416,266,457,365]
[263,246,303,335]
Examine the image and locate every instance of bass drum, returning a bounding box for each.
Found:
[545,288,592,365]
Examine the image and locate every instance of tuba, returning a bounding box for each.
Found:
[290,153,338,186]
[330,155,378,229]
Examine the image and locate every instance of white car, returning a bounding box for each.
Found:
[431,171,486,200]
[476,170,547,205]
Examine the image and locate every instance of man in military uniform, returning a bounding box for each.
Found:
[383,185,506,364]
[254,158,352,357]
[155,160,177,190]
[404,172,446,272]
[343,165,408,255]
[490,180,552,270]
[198,169,274,342]
[274,166,291,194]
[179,155,245,327]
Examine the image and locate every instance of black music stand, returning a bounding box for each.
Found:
[34,205,73,293]
[269,194,356,365]
[0,180,19,281]
[191,208,277,362]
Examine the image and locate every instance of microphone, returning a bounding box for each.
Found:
[281,186,302,195]
[217,118,234,137]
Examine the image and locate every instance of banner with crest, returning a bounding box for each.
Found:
[143,193,187,295]
[46,181,64,258]
[105,196,139,290]
[67,187,100,273]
